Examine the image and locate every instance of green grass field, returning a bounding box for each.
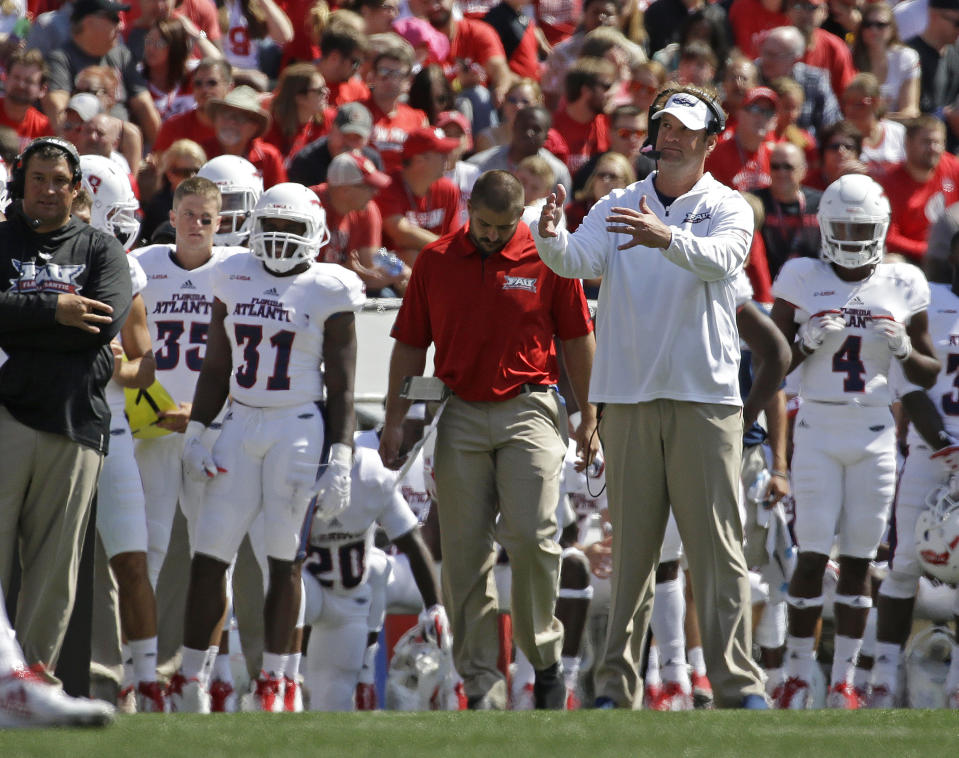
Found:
[1,710,956,758]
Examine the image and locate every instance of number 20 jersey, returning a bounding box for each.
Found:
[132,244,247,405]
[773,257,930,406]
[212,254,366,407]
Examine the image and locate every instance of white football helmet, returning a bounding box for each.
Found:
[386,626,458,711]
[904,625,955,709]
[818,174,890,269]
[196,155,263,246]
[79,154,140,250]
[915,484,959,583]
[250,183,330,274]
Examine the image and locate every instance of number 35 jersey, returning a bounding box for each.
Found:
[132,244,247,405]
[306,447,419,595]
[212,254,366,408]
[773,257,930,406]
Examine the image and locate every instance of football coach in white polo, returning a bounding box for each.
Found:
[533,84,768,709]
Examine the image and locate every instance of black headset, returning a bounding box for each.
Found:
[8,137,83,200]
[643,86,727,158]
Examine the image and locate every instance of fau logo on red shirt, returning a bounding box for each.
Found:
[503,275,537,293]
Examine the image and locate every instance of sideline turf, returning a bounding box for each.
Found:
[0,709,955,758]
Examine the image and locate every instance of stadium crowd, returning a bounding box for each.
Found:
[3,0,959,726]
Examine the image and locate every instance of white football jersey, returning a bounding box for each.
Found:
[305,447,419,595]
[132,244,246,405]
[355,428,431,523]
[903,282,959,445]
[106,256,149,411]
[773,258,930,406]
[559,440,607,546]
[212,255,365,407]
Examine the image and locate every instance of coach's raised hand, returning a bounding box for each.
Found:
[605,195,672,251]
[538,184,566,238]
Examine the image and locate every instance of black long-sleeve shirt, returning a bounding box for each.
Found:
[0,204,132,452]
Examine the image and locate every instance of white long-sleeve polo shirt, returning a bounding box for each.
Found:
[532,171,754,406]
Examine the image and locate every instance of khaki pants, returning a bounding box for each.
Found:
[434,391,567,706]
[595,400,764,708]
[0,406,102,668]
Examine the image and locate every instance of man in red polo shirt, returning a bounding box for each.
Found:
[375,127,462,264]
[312,149,410,295]
[153,59,232,156]
[0,50,54,141]
[379,169,597,711]
[362,43,429,174]
[552,58,614,174]
[200,86,287,189]
[881,115,959,263]
[706,86,778,191]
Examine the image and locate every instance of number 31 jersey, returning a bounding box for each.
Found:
[773,257,930,406]
[132,244,247,405]
[212,254,366,407]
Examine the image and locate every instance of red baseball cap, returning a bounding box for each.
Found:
[328,149,391,189]
[436,111,473,151]
[402,127,461,160]
[743,86,779,109]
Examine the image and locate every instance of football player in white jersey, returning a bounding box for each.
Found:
[78,155,168,713]
[869,232,959,708]
[169,182,365,713]
[303,446,448,710]
[197,154,263,248]
[770,174,940,710]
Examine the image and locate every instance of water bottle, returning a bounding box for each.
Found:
[374,248,404,278]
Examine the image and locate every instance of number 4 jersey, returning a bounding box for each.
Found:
[213,253,366,407]
[773,257,930,406]
[132,244,248,406]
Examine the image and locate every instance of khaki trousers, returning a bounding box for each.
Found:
[0,406,102,668]
[595,400,764,708]
[434,391,567,706]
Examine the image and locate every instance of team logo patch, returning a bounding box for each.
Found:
[503,275,537,293]
[672,95,697,107]
[181,279,196,289]
[9,260,85,293]
[264,287,279,296]
[683,211,711,224]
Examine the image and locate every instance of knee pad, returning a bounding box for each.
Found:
[755,600,787,650]
[834,593,873,609]
[878,570,919,600]
[786,593,824,610]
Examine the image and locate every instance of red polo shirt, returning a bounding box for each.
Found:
[392,222,593,401]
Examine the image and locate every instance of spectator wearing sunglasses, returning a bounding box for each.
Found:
[317,25,371,107]
[552,58,615,174]
[572,104,655,196]
[905,0,959,119]
[706,87,778,191]
[851,1,920,119]
[804,118,867,190]
[261,63,334,161]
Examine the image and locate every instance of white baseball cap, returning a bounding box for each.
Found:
[651,93,712,131]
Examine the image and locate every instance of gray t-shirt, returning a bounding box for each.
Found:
[47,38,148,109]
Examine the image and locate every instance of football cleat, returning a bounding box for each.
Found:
[776,677,811,710]
[642,681,663,709]
[241,673,285,713]
[565,687,581,711]
[0,667,115,728]
[136,680,168,713]
[867,683,896,709]
[208,679,237,713]
[283,676,303,713]
[166,672,211,714]
[355,682,377,711]
[691,671,714,710]
[511,682,534,711]
[826,682,862,710]
[116,684,137,714]
[649,681,694,711]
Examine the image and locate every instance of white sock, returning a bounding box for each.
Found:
[871,641,901,690]
[645,644,662,688]
[764,667,785,698]
[830,635,862,687]
[688,646,707,677]
[262,652,287,679]
[285,652,302,680]
[784,635,816,680]
[512,647,534,692]
[853,666,870,691]
[213,652,233,684]
[121,642,134,688]
[650,578,688,685]
[946,643,959,693]
[562,655,580,690]
[180,647,208,682]
[128,637,158,684]
[199,646,218,687]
